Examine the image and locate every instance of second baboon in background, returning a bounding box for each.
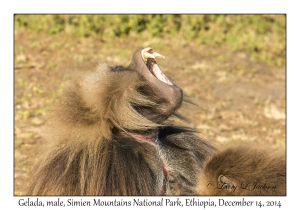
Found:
[196,145,286,196]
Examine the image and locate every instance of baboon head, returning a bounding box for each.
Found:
[55,47,183,139]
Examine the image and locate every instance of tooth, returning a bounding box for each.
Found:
[152,52,165,59]
[144,52,155,59]
[142,52,155,61]
[141,47,165,61]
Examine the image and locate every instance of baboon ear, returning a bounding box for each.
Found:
[218,175,234,190]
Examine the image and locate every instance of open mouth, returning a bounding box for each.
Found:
[141,48,173,86]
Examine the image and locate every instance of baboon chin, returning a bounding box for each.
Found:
[196,146,286,196]
[27,47,285,196]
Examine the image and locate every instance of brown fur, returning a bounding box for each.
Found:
[196,146,286,196]
[159,126,216,195]
[27,49,216,196]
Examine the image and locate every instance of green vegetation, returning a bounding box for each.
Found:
[15,14,285,66]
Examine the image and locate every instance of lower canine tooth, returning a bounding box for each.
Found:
[143,52,155,60]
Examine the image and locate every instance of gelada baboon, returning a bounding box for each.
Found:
[27,47,216,196]
[196,146,286,196]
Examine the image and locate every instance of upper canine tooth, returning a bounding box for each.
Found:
[152,52,165,59]
[141,47,165,61]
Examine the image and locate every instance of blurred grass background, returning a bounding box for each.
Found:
[15,14,286,67]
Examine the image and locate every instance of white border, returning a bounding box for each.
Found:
[2,1,298,209]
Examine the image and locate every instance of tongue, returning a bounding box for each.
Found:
[152,64,173,85]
